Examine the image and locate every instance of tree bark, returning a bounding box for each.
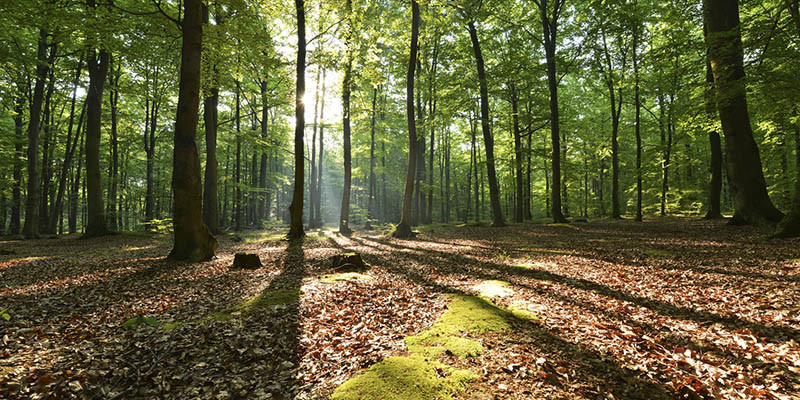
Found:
[22,29,54,239]
[468,20,505,227]
[393,0,420,238]
[288,0,306,239]
[703,24,723,220]
[510,83,524,222]
[633,15,643,222]
[339,0,353,236]
[538,0,567,223]
[315,70,326,227]
[107,57,120,231]
[202,5,220,234]
[704,0,783,225]
[169,0,218,261]
[368,87,377,227]
[83,45,112,238]
[258,80,269,225]
[10,84,25,235]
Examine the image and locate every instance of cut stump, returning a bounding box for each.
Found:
[331,252,368,272]
[232,253,262,270]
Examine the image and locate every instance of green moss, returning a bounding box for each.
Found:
[472,280,513,298]
[330,355,476,400]
[643,249,671,257]
[160,322,184,331]
[122,315,159,328]
[320,272,374,283]
[509,302,540,321]
[513,262,548,270]
[405,295,512,359]
[212,289,299,320]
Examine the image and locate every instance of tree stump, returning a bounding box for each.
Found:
[330,252,368,272]
[232,253,262,270]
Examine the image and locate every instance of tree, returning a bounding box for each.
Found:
[467,20,505,227]
[704,0,783,226]
[169,0,218,261]
[288,0,306,239]
[202,4,220,234]
[393,0,420,239]
[22,29,56,239]
[339,0,354,236]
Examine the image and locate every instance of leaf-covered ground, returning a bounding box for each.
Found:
[1,218,799,399]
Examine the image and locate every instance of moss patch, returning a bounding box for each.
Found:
[212,289,299,320]
[330,355,476,400]
[509,302,540,321]
[319,272,374,283]
[405,295,512,359]
[472,280,513,298]
[643,249,671,257]
[513,262,548,270]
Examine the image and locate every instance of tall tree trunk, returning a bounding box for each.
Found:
[703,25,723,219]
[339,0,353,235]
[39,69,56,233]
[169,0,218,260]
[288,0,306,239]
[10,84,25,235]
[310,66,320,227]
[367,87,377,227]
[83,45,112,238]
[510,83,524,223]
[259,80,269,225]
[538,0,567,223]
[393,0,420,238]
[468,20,505,227]
[107,57,120,231]
[50,59,84,234]
[234,78,242,231]
[315,70,326,227]
[23,29,54,239]
[202,5,220,234]
[70,120,85,234]
[144,70,160,230]
[633,17,643,222]
[704,0,783,225]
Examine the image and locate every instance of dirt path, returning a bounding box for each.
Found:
[1,218,799,399]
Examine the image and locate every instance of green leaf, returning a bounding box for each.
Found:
[0,309,10,321]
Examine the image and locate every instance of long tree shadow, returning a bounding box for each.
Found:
[363,236,800,343]
[329,236,674,398]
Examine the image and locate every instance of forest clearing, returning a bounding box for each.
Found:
[2,219,799,399]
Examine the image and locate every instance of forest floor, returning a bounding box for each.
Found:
[1,217,800,400]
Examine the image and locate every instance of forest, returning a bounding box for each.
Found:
[1,0,799,398]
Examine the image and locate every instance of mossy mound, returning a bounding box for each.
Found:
[472,280,513,298]
[330,355,476,400]
[319,272,374,283]
[405,295,512,359]
[212,289,299,321]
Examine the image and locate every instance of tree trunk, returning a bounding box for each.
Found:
[703,26,723,220]
[107,57,120,231]
[234,78,242,231]
[393,0,420,238]
[22,29,53,239]
[50,59,84,234]
[310,66,320,227]
[704,0,782,225]
[259,80,269,225]
[202,5,220,234]
[288,0,306,239]
[633,19,643,222]
[539,0,567,223]
[70,120,84,234]
[83,45,112,238]
[468,21,505,227]
[39,69,56,233]
[511,83,523,223]
[368,87,377,227]
[169,0,218,261]
[315,70,326,227]
[10,84,25,235]
[340,0,353,236]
